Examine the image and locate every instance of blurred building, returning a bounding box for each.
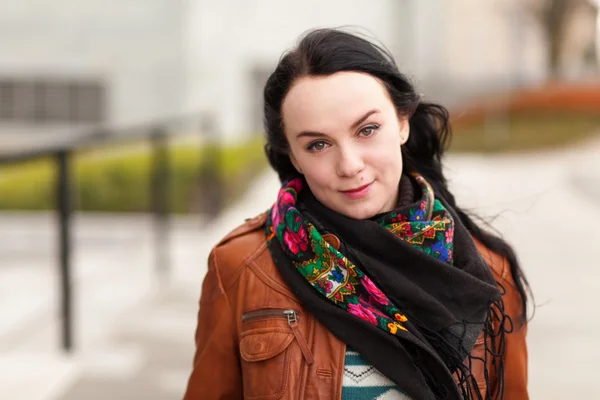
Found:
[186,0,598,136]
[0,0,597,141]
[0,0,187,140]
[561,0,599,78]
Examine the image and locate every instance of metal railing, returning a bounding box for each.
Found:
[0,115,225,352]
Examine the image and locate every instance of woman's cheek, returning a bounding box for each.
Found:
[303,163,329,186]
[306,155,333,179]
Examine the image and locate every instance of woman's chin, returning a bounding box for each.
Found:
[335,202,381,220]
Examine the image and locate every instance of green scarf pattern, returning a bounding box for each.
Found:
[265,173,454,336]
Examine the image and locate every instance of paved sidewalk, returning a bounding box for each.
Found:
[0,172,280,400]
[446,138,600,399]
[1,136,599,400]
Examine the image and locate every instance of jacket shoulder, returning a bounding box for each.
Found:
[209,211,270,291]
[216,211,269,247]
[473,237,526,320]
[473,237,510,283]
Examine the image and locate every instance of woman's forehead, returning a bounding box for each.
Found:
[282,72,391,135]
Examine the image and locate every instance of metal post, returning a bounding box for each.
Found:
[210,134,224,219]
[150,128,170,277]
[56,150,73,352]
[199,115,224,221]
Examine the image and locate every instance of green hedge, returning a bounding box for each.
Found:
[450,112,600,153]
[0,137,267,213]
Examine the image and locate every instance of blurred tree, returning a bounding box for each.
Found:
[521,0,596,78]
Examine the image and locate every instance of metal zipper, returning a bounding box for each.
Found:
[241,308,314,365]
[241,308,298,322]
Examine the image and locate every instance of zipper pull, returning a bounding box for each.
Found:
[283,310,314,365]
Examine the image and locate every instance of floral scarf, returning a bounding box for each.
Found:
[265,173,508,400]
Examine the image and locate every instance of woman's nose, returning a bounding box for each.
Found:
[336,146,365,177]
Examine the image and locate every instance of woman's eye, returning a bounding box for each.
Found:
[307,141,328,152]
[360,124,379,137]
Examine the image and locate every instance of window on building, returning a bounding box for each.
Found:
[0,78,105,124]
[0,81,16,120]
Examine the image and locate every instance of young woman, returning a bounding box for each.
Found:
[184,28,530,400]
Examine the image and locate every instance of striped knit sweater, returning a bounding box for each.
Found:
[342,348,412,400]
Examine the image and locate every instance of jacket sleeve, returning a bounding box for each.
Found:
[183,248,242,400]
[491,257,529,400]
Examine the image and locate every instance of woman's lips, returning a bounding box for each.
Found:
[340,182,373,199]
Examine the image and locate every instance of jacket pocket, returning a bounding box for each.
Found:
[240,309,313,400]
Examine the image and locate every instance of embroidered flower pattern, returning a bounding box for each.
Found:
[348,302,378,325]
[265,173,456,339]
[362,276,390,306]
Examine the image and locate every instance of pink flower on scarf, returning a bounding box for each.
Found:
[271,205,280,228]
[348,302,378,326]
[316,278,333,294]
[288,178,303,193]
[274,192,295,225]
[445,225,454,243]
[362,276,390,305]
[281,191,295,206]
[283,225,308,254]
[272,182,300,227]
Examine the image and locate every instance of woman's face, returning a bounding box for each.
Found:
[282,71,409,220]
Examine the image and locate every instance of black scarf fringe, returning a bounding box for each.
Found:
[392,281,511,400]
[455,282,512,400]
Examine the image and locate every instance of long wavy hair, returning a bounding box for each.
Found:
[263,28,531,322]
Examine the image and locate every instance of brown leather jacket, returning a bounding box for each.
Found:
[183,212,528,400]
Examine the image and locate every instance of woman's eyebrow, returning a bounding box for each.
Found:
[295,109,380,139]
[296,130,328,139]
[349,109,380,130]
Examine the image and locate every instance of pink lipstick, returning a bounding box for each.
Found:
[341,183,372,199]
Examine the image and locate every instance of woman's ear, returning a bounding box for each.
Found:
[399,115,410,145]
[289,152,303,174]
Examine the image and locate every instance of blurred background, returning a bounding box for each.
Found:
[0,0,599,399]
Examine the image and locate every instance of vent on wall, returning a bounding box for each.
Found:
[0,78,105,124]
